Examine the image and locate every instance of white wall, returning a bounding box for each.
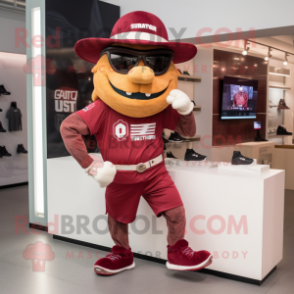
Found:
[102,0,294,41]
[165,47,213,160]
[267,59,294,145]
[0,9,26,54]
[0,52,28,186]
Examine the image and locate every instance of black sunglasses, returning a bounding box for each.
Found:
[100,46,174,76]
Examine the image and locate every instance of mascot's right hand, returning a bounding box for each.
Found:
[85,154,117,188]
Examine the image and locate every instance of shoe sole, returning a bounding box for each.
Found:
[231,162,255,166]
[168,140,183,143]
[166,255,213,271]
[94,262,135,276]
[185,158,207,162]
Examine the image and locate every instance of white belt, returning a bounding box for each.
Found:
[115,154,163,173]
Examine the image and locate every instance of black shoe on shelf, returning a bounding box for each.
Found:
[255,136,268,142]
[0,85,11,95]
[184,149,207,161]
[168,131,184,143]
[231,151,254,165]
[183,71,190,76]
[277,125,292,135]
[0,146,12,157]
[0,121,6,132]
[166,151,177,159]
[17,144,28,154]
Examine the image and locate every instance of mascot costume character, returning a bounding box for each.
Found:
[61,11,212,276]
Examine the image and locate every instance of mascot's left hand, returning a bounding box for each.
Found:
[85,154,117,188]
[166,89,194,115]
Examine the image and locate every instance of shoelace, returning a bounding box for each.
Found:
[182,247,195,258]
[106,253,122,261]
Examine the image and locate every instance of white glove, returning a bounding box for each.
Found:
[91,161,117,188]
[85,155,117,188]
[166,89,194,115]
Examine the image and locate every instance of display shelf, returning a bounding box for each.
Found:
[268,134,292,138]
[178,75,201,82]
[268,85,291,90]
[165,135,201,143]
[193,105,202,111]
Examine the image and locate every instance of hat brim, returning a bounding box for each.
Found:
[74,38,197,64]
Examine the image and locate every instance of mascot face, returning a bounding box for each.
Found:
[91,44,180,118]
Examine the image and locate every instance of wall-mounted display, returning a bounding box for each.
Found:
[220,76,258,120]
[45,0,120,159]
[6,102,22,132]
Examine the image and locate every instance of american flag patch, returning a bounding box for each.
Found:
[130,123,156,141]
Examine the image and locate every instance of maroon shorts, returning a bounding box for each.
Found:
[105,163,183,224]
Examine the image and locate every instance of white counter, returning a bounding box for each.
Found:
[47,157,285,283]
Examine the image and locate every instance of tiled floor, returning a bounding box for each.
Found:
[0,186,294,294]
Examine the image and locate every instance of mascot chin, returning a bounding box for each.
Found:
[61,11,212,276]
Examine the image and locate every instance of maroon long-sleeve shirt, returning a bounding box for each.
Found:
[61,100,196,168]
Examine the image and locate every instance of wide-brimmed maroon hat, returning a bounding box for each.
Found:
[74,11,197,64]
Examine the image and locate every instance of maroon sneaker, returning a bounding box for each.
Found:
[166,239,212,271]
[94,245,135,276]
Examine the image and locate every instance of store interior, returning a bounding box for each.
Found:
[0,51,28,186]
[162,35,294,190]
[1,0,294,293]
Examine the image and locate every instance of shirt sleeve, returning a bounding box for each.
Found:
[163,105,181,130]
[60,113,94,169]
[175,112,196,137]
[76,99,106,135]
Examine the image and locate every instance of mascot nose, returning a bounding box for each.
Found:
[128,66,155,84]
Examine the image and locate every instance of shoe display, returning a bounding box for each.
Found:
[231,151,254,165]
[255,130,268,142]
[0,146,12,157]
[268,100,277,108]
[166,151,177,159]
[277,99,290,110]
[166,239,212,271]
[17,144,28,154]
[0,85,11,95]
[183,71,190,76]
[94,245,135,276]
[0,121,6,132]
[255,136,268,142]
[168,131,184,143]
[184,149,207,161]
[277,125,292,135]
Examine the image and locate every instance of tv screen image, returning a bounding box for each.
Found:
[221,76,258,120]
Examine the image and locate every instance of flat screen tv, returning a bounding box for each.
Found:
[220,76,258,120]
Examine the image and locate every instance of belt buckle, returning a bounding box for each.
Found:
[136,163,146,173]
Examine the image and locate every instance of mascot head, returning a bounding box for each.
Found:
[75,11,197,118]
